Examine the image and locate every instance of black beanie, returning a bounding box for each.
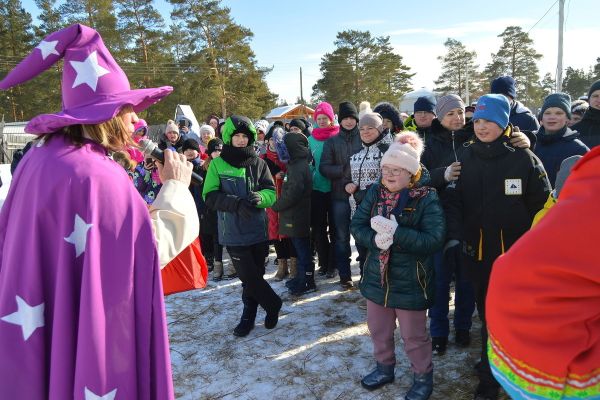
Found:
[182,138,200,153]
[373,102,402,131]
[588,79,600,99]
[207,137,223,154]
[289,118,306,132]
[338,101,359,122]
[541,93,572,119]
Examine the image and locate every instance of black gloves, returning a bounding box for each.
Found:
[247,191,262,205]
[237,199,258,220]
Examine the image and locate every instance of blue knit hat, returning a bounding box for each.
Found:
[541,92,572,119]
[491,76,517,99]
[473,94,510,129]
[413,95,437,114]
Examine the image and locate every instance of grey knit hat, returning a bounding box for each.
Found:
[358,112,384,133]
[436,94,465,118]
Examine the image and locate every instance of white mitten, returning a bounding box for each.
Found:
[370,214,398,235]
[374,232,394,250]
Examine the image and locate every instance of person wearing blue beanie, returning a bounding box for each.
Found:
[472,94,510,136]
[446,93,551,400]
[490,76,517,100]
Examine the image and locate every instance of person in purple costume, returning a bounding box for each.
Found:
[0,24,199,400]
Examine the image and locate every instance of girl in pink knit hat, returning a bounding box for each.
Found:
[351,132,444,399]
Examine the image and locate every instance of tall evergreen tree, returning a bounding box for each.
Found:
[484,26,543,107]
[167,0,276,119]
[35,0,63,37]
[435,38,479,100]
[562,67,590,99]
[591,57,600,82]
[312,30,412,107]
[540,72,555,98]
[0,0,36,121]
[58,0,123,56]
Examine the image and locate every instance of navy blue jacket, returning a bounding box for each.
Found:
[571,107,600,149]
[534,126,589,187]
[510,101,540,132]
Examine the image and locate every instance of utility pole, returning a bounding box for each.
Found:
[556,0,565,92]
[299,67,304,105]
[465,61,470,106]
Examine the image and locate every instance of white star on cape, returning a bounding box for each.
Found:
[64,214,93,257]
[36,40,59,60]
[1,295,44,341]
[85,387,117,400]
[70,51,110,91]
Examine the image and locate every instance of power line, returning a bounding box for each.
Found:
[527,0,559,34]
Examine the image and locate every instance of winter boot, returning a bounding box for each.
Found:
[288,257,297,280]
[361,362,395,390]
[233,310,256,337]
[264,296,282,329]
[455,329,471,347]
[274,259,288,281]
[432,337,447,355]
[289,272,317,296]
[212,261,223,281]
[206,258,214,272]
[405,370,433,400]
[222,261,237,280]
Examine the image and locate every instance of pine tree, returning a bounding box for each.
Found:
[0,0,36,121]
[312,30,412,107]
[540,72,555,98]
[484,26,543,107]
[562,67,590,99]
[167,0,276,119]
[591,57,600,82]
[434,38,479,100]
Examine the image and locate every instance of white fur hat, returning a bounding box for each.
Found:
[380,131,424,175]
[199,124,215,137]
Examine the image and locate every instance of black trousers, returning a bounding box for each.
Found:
[273,238,296,259]
[227,242,281,315]
[310,190,334,271]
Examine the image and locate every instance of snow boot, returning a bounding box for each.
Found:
[432,336,447,355]
[405,370,433,400]
[233,297,257,337]
[289,272,317,296]
[288,257,297,279]
[222,261,237,280]
[212,261,223,281]
[264,297,282,329]
[361,362,395,390]
[274,259,288,281]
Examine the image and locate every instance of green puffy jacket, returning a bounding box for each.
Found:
[351,183,446,310]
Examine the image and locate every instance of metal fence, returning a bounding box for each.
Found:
[0,121,35,164]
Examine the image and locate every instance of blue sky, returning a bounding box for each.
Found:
[21,0,599,103]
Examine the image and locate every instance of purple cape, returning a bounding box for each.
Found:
[0,135,174,399]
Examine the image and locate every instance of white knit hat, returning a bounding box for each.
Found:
[199,124,215,137]
[358,101,372,119]
[380,131,424,175]
[254,119,269,133]
[165,119,179,134]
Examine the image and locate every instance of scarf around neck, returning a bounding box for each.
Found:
[220,144,257,168]
[311,125,339,141]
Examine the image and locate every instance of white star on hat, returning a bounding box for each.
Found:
[84,387,117,400]
[70,50,110,91]
[64,214,93,257]
[36,40,59,60]
[1,295,44,341]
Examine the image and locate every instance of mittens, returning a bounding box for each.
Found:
[370,214,398,235]
[374,232,394,250]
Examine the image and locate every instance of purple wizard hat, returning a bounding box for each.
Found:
[0,24,172,134]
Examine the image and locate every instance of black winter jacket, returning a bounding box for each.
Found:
[534,126,589,187]
[271,133,312,237]
[509,100,540,132]
[571,107,600,149]
[319,125,362,200]
[420,118,474,192]
[444,130,551,269]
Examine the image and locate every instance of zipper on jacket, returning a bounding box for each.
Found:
[500,229,505,254]
[384,267,390,307]
[359,249,370,285]
[478,228,483,261]
[452,131,458,162]
[416,261,428,300]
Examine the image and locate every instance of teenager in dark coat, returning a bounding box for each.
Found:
[571,79,600,149]
[272,131,313,295]
[444,94,551,400]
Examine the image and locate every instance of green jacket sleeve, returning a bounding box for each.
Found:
[393,190,446,254]
[255,158,276,208]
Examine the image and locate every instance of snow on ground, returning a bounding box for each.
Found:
[166,248,510,400]
[0,164,11,210]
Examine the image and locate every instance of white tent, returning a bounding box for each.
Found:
[399,88,437,113]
